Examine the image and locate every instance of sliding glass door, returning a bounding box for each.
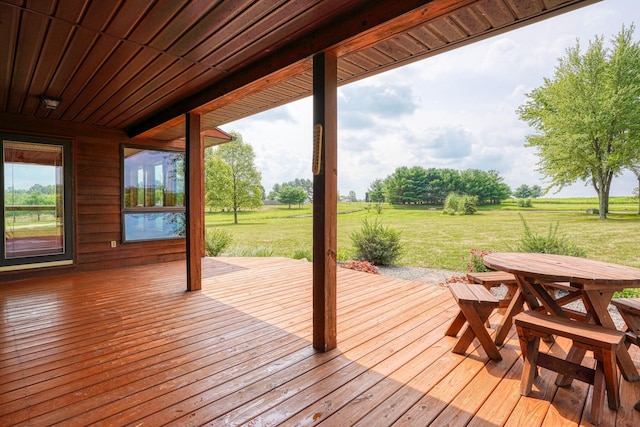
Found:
[2,135,73,270]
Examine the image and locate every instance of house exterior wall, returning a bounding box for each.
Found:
[0,113,186,282]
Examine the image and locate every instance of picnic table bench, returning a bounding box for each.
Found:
[445,282,501,360]
[515,310,625,425]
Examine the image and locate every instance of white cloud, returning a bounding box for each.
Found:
[223,0,640,199]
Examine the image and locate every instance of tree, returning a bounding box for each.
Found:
[630,165,640,214]
[530,185,544,198]
[367,179,385,202]
[268,178,312,202]
[210,132,263,224]
[459,169,510,205]
[277,185,306,208]
[513,184,531,198]
[517,25,640,219]
[204,149,232,212]
[348,190,357,202]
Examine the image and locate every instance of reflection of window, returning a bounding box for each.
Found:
[1,135,73,270]
[122,147,185,242]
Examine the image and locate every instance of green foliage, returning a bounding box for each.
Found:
[205,199,640,271]
[443,193,478,215]
[513,184,543,199]
[291,248,312,260]
[365,202,383,214]
[514,213,587,257]
[367,179,385,202]
[517,198,533,208]
[464,249,493,272]
[614,288,640,298]
[204,228,232,256]
[517,25,640,218]
[205,132,263,223]
[276,185,307,208]
[336,246,354,263]
[205,151,232,211]
[228,246,274,257]
[268,178,312,202]
[380,166,509,206]
[350,218,402,265]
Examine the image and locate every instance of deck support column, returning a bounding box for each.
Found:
[312,52,338,351]
[186,112,203,291]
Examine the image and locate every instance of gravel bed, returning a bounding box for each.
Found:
[376,265,625,329]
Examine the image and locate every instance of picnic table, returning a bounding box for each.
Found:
[483,252,640,382]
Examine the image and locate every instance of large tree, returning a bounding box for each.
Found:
[207,132,263,224]
[517,25,640,219]
[277,185,306,208]
[204,149,232,212]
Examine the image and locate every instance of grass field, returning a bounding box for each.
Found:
[204,197,640,272]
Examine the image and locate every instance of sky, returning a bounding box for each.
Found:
[221,0,640,200]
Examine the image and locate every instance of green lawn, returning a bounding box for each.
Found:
[205,197,640,272]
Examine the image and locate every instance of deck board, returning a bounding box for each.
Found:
[1,257,639,426]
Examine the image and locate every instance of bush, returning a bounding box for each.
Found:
[350,218,402,265]
[464,248,493,272]
[291,248,312,260]
[443,193,477,215]
[336,247,354,262]
[517,198,533,208]
[513,213,587,257]
[204,228,232,256]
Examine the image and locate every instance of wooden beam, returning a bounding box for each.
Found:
[185,112,202,291]
[312,52,338,352]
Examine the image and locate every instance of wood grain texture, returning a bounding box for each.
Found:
[2,257,638,425]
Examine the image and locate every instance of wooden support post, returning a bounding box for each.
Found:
[312,52,338,352]
[186,112,202,291]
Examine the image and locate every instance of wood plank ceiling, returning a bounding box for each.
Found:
[0,0,599,142]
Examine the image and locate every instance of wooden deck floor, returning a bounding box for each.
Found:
[1,257,640,426]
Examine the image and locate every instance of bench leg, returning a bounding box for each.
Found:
[600,348,620,410]
[453,303,502,360]
[519,330,540,396]
[591,360,606,425]
[445,311,467,337]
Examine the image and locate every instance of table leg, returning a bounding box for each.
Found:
[495,289,524,346]
[583,290,640,382]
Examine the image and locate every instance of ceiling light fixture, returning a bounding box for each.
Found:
[40,95,61,110]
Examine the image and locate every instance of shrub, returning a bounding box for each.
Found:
[464,248,493,272]
[513,213,587,257]
[364,202,383,214]
[350,218,402,265]
[443,193,477,215]
[291,248,312,260]
[204,228,232,256]
[517,198,533,208]
[337,247,354,262]
[340,260,379,274]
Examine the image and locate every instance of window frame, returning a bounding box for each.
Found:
[120,144,186,243]
[1,133,74,270]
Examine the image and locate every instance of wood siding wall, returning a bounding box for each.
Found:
[0,113,186,282]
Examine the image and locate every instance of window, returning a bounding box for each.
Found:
[122,146,185,242]
[1,135,73,270]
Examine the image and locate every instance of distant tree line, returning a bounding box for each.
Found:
[267,178,313,206]
[367,166,511,205]
[4,184,57,206]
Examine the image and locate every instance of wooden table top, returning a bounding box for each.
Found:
[483,252,640,289]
